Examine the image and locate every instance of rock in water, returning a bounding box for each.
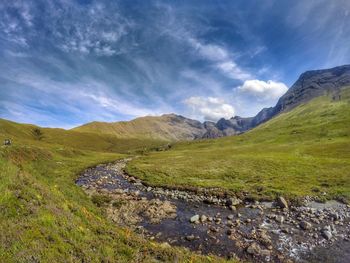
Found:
[190,214,199,223]
[322,230,332,240]
[300,221,312,230]
[246,242,261,256]
[276,196,288,209]
[226,197,242,206]
[185,235,195,241]
[200,215,207,223]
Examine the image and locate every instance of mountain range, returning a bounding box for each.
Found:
[74,65,350,141]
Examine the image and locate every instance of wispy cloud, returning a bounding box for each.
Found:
[1,0,350,126]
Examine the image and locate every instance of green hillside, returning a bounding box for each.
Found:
[73,114,206,141]
[0,118,166,154]
[0,121,220,262]
[127,87,350,202]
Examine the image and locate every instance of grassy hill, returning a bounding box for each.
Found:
[73,114,207,141]
[0,118,167,154]
[0,120,222,262]
[127,86,350,202]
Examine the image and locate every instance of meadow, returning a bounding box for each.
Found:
[0,120,224,262]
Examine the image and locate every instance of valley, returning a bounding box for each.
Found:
[1,66,350,262]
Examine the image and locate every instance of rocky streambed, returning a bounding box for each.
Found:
[76,159,350,262]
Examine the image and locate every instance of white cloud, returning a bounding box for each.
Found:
[217,61,252,81]
[237,79,288,102]
[184,96,235,121]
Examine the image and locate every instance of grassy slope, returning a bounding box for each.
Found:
[0,122,223,262]
[0,118,166,154]
[73,114,203,141]
[127,87,350,201]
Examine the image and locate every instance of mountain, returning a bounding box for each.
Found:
[222,64,350,133]
[74,65,350,140]
[73,114,208,141]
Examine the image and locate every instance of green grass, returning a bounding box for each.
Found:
[127,87,350,202]
[0,118,167,154]
[0,124,227,262]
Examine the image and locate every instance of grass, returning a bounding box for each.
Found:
[127,87,350,202]
[0,118,167,154]
[0,124,228,262]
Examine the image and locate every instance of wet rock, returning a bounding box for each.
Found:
[229,205,237,211]
[227,215,234,220]
[321,229,333,240]
[209,226,219,232]
[190,215,199,223]
[276,215,284,224]
[246,242,261,256]
[200,215,207,223]
[300,221,312,230]
[185,235,196,241]
[260,249,271,257]
[276,196,289,209]
[226,197,242,207]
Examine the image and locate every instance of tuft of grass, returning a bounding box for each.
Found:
[127,87,350,202]
[91,194,112,207]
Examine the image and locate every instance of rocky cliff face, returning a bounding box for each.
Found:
[216,64,350,135]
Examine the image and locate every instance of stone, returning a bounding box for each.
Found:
[246,242,261,256]
[300,221,312,230]
[185,235,195,241]
[200,215,207,223]
[226,197,242,207]
[229,205,237,211]
[276,197,289,209]
[227,215,234,220]
[322,230,332,240]
[190,215,200,223]
[276,216,284,224]
[209,226,218,232]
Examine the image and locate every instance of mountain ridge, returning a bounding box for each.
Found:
[73,64,350,140]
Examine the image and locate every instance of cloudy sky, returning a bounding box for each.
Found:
[1,0,350,128]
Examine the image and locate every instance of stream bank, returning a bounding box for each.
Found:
[76,159,350,262]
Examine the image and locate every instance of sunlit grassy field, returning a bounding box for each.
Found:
[127,87,350,201]
[0,122,225,262]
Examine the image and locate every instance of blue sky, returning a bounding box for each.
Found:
[1,0,350,128]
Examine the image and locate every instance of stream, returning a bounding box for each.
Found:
[76,159,350,262]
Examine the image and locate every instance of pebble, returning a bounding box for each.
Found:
[190,215,199,223]
[300,221,312,230]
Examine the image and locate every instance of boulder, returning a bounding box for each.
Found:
[276,197,288,209]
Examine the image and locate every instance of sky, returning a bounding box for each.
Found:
[0,0,350,128]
